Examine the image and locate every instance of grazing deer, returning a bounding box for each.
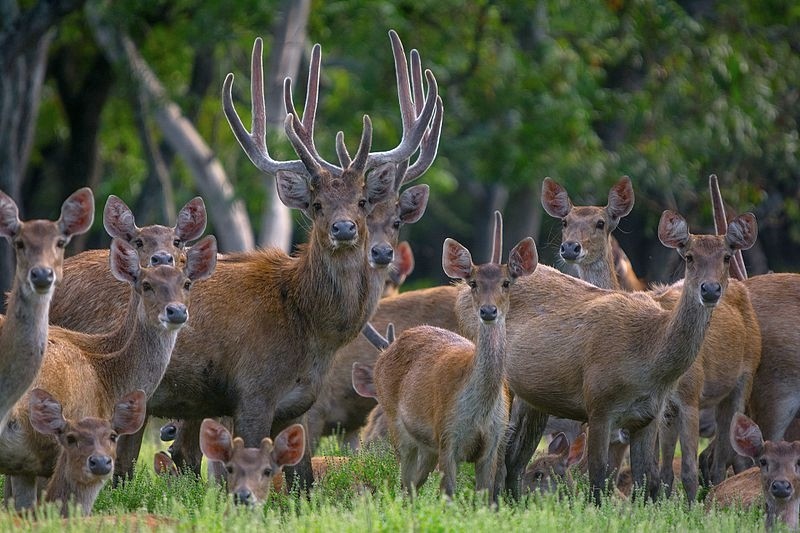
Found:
[458,209,758,503]
[49,195,207,338]
[716,413,800,530]
[0,187,94,434]
[28,388,146,517]
[199,418,305,505]
[542,176,761,502]
[372,213,538,500]
[522,432,586,495]
[0,237,216,509]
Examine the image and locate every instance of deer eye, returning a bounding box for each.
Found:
[561,219,567,228]
[263,468,273,477]
[533,471,544,481]
[134,239,144,248]
[685,254,694,264]
[109,432,118,443]
[596,220,605,230]
[142,282,153,292]
[313,202,322,212]
[173,239,182,248]
[66,434,77,446]
[468,280,477,289]
[184,280,192,290]
[14,240,24,250]
[226,465,234,474]
[358,199,367,209]
[759,458,768,467]
[724,254,731,263]
[56,238,67,248]
[502,280,510,289]
[392,220,401,230]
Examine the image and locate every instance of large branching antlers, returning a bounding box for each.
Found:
[222,30,441,185]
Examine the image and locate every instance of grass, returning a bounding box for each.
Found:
[0,428,771,532]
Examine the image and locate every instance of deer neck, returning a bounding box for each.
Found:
[459,317,507,418]
[653,275,713,383]
[766,499,800,531]
[45,456,104,517]
[575,237,620,290]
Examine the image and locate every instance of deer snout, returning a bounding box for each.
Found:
[160,422,178,442]
[233,488,254,506]
[164,303,188,326]
[88,454,113,476]
[370,242,394,267]
[29,266,55,292]
[700,282,722,305]
[560,241,582,261]
[150,251,175,266]
[480,305,498,322]
[771,479,793,499]
[330,219,357,242]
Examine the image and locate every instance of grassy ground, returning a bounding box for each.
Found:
[0,427,769,532]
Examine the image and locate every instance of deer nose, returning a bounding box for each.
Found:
[771,480,793,499]
[88,455,113,476]
[233,489,253,505]
[29,267,55,290]
[165,304,188,325]
[150,251,175,266]
[160,422,178,442]
[331,220,357,242]
[700,282,722,304]
[480,305,498,322]
[560,241,582,261]
[370,243,394,266]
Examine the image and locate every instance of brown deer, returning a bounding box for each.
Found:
[49,195,207,338]
[383,241,415,298]
[28,388,146,517]
[373,213,538,500]
[522,432,586,495]
[542,176,762,502]
[199,418,305,505]
[457,209,757,503]
[0,237,216,510]
[712,413,800,530]
[110,30,440,490]
[0,187,94,434]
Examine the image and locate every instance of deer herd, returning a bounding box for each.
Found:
[0,29,796,530]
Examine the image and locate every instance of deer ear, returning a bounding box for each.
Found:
[154,451,179,477]
[394,242,415,278]
[541,177,572,219]
[272,424,305,467]
[0,190,21,239]
[29,389,66,435]
[398,184,429,224]
[567,432,587,467]
[58,187,95,237]
[110,239,141,284]
[352,362,377,399]
[276,170,312,210]
[606,176,634,228]
[366,163,397,206]
[658,210,690,250]
[725,213,757,251]
[547,432,570,456]
[103,195,138,240]
[730,412,764,458]
[112,390,146,435]
[442,238,473,280]
[175,197,207,242]
[184,235,217,282]
[508,238,538,278]
[200,418,234,463]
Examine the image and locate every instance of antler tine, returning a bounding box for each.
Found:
[351,115,373,173]
[709,174,747,280]
[410,49,424,116]
[362,322,389,350]
[491,211,503,264]
[285,114,322,173]
[404,96,443,184]
[222,38,308,176]
[335,131,352,168]
[390,29,415,131]
[386,323,396,344]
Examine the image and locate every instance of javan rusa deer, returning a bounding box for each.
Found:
[199,418,305,505]
[372,213,538,500]
[522,432,586,495]
[28,388,146,517]
[0,187,94,433]
[0,237,216,510]
[458,208,758,503]
[542,176,762,502]
[49,195,207,338]
[110,30,440,489]
[711,413,800,530]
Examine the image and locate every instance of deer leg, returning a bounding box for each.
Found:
[586,415,612,505]
[273,415,313,493]
[9,475,37,511]
[113,418,147,485]
[678,402,700,502]
[438,446,458,499]
[629,419,660,502]
[658,401,680,497]
[170,418,205,477]
[710,376,749,485]
[504,398,548,499]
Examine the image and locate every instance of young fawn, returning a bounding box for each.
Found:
[523,432,586,495]
[199,418,305,505]
[0,188,94,433]
[373,212,538,500]
[28,388,146,516]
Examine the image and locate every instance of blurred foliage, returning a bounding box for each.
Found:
[22,0,800,282]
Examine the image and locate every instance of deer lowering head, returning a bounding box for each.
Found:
[29,388,146,516]
[731,413,800,530]
[200,418,305,506]
[103,195,206,267]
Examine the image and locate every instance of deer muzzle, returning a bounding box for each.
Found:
[370,242,394,267]
[29,266,55,293]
